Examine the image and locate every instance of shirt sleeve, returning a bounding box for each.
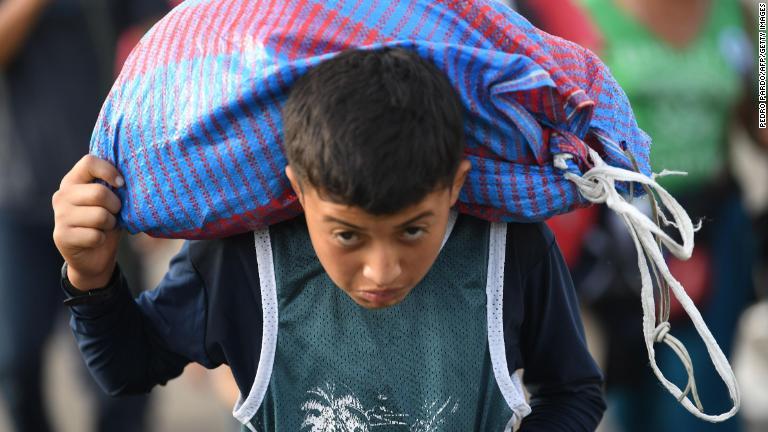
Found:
[65,241,219,396]
[506,223,606,431]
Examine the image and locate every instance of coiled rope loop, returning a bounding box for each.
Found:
[559,149,739,422]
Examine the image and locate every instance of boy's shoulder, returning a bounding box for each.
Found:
[183,230,259,291]
[440,212,556,275]
[186,230,256,264]
[181,215,310,286]
[500,218,558,277]
[504,220,556,252]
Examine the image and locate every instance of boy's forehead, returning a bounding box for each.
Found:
[306,186,450,227]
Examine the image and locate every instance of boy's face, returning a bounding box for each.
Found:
[286,161,470,309]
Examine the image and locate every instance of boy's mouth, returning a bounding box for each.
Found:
[357,287,406,306]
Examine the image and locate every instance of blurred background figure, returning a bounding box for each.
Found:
[515,0,602,50]
[0,0,272,430]
[0,0,168,431]
[526,0,765,431]
[729,4,768,432]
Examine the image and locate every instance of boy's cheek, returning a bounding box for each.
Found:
[310,242,358,290]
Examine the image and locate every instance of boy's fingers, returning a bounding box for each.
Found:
[60,155,124,189]
[62,206,118,231]
[59,226,106,249]
[60,183,122,214]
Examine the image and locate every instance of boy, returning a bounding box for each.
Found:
[52,48,605,431]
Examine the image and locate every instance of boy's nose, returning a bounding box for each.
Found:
[362,247,402,287]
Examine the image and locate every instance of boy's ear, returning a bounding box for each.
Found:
[449,159,471,206]
[285,165,304,206]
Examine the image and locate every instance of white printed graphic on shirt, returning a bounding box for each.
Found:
[300,382,459,431]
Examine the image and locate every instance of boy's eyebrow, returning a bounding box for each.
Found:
[394,211,434,228]
[323,216,365,230]
[322,211,435,230]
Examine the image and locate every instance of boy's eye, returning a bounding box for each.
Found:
[333,231,361,246]
[401,226,426,241]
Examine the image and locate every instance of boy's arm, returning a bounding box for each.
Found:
[506,223,606,431]
[53,155,220,396]
[64,241,221,396]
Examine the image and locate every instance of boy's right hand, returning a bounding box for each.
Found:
[52,155,125,292]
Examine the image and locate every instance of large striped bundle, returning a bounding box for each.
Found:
[91,0,650,239]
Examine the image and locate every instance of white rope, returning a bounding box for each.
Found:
[560,149,740,422]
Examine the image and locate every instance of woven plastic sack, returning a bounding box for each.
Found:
[90,0,650,239]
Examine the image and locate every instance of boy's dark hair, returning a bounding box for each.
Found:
[282,47,465,215]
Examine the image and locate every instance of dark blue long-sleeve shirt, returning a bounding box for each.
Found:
[64,219,605,430]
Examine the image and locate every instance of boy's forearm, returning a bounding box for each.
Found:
[65,266,189,395]
[520,380,606,431]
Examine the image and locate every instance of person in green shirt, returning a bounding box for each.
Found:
[573,1,757,431]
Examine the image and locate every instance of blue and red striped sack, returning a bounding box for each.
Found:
[90,0,651,239]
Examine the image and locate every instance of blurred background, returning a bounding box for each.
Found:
[0,0,238,431]
[0,0,766,431]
